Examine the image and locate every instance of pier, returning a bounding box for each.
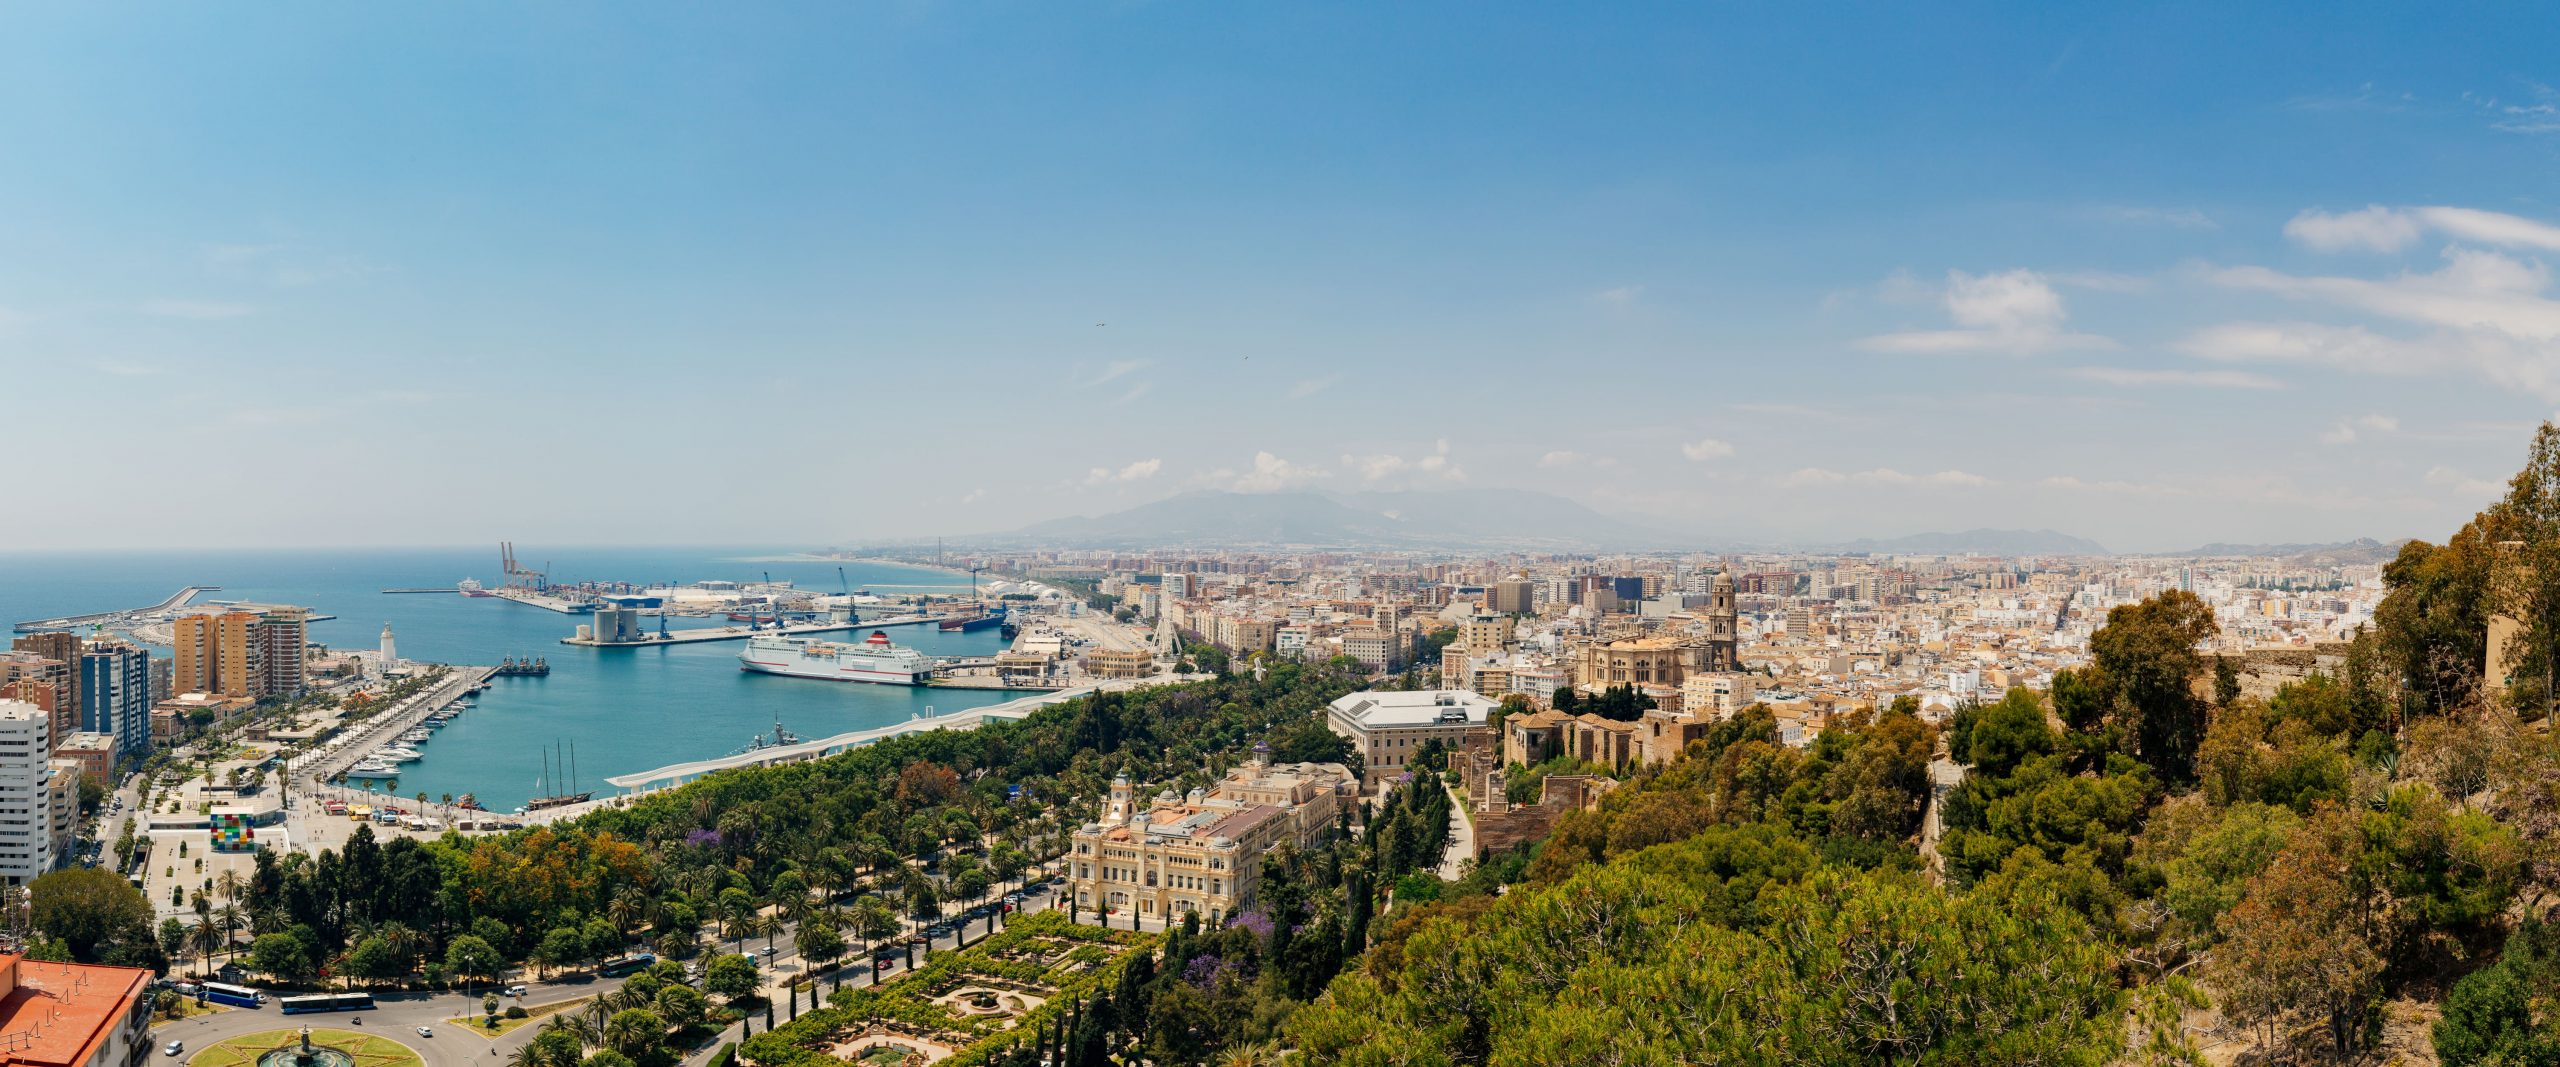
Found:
[288,664,494,783]
[380,587,461,594]
[493,587,597,614]
[559,614,943,647]
[15,585,220,632]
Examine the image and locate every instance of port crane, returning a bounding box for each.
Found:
[499,542,548,591]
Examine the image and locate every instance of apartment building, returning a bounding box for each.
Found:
[0,953,155,1067]
[0,702,55,884]
[76,643,151,758]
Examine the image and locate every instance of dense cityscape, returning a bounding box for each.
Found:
[9,4,2560,1066]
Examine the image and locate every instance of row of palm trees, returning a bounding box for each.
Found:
[511,983,676,1067]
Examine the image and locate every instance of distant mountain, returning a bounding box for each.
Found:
[1826,528,2108,556]
[999,489,1668,550]
[2153,537,2406,562]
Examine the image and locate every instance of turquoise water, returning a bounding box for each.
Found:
[0,547,1018,809]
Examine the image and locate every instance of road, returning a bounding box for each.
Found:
[154,977,618,1067]
[1437,781,1476,881]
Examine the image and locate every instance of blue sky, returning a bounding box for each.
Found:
[4,3,2559,551]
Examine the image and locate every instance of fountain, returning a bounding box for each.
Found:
[255,1027,356,1067]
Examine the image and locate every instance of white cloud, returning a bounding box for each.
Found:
[1346,454,1407,482]
[2282,204,2560,254]
[2040,475,2191,497]
[141,299,253,320]
[2318,414,2400,446]
[2072,367,2285,390]
[1592,285,1644,308]
[958,488,988,504]
[92,360,160,378]
[1341,439,1465,484]
[1114,382,1153,405]
[2471,82,2560,135]
[1779,467,1989,488]
[1857,269,2116,356]
[1680,438,1735,461]
[2414,206,2560,251]
[1285,374,1342,400]
[2425,465,2505,498]
[2283,205,2422,253]
[1084,458,1163,485]
[1081,359,1148,388]
[1228,452,1327,492]
[2191,247,2560,398]
[1537,450,1584,469]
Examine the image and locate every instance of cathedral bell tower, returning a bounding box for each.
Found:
[1706,567,1738,672]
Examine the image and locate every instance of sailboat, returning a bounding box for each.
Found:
[521,740,594,812]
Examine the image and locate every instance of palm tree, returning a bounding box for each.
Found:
[214,869,245,905]
[608,890,648,941]
[581,996,616,1034]
[188,921,223,974]
[602,1010,660,1059]
[550,1011,601,1050]
[758,912,784,957]
[1217,1041,1282,1067]
[214,903,246,960]
[506,1043,546,1067]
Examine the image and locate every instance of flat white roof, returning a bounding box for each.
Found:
[1327,689,1497,729]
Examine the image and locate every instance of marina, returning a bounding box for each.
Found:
[0,547,1026,811]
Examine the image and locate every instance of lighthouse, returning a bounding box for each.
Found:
[379,623,398,676]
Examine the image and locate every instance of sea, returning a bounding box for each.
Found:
[0,547,1019,811]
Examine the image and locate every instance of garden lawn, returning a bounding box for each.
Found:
[444,996,592,1038]
[189,1030,420,1067]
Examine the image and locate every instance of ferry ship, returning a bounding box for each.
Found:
[739,631,935,685]
[459,578,492,598]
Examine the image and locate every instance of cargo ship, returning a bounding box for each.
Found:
[938,606,1004,632]
[739,630,935,685]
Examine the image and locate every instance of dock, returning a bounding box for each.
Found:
[381,587,460,594]
[493,588,597,614]
[289,664,494,783]
[559,615,944,647]
[15,585,220,632]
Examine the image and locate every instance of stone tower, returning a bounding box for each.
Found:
[1706,567,1738,672]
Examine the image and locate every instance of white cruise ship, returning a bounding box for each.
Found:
[739,631,935,686]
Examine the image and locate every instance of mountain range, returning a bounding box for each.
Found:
[1821,528,2110,556]
[2150,537,2406,562]
[997,489,1665,549]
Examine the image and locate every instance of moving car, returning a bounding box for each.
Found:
[164,1043,183,1057]
[416,1027,433,1038]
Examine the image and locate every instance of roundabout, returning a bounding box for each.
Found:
[188,1028,422,1067]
